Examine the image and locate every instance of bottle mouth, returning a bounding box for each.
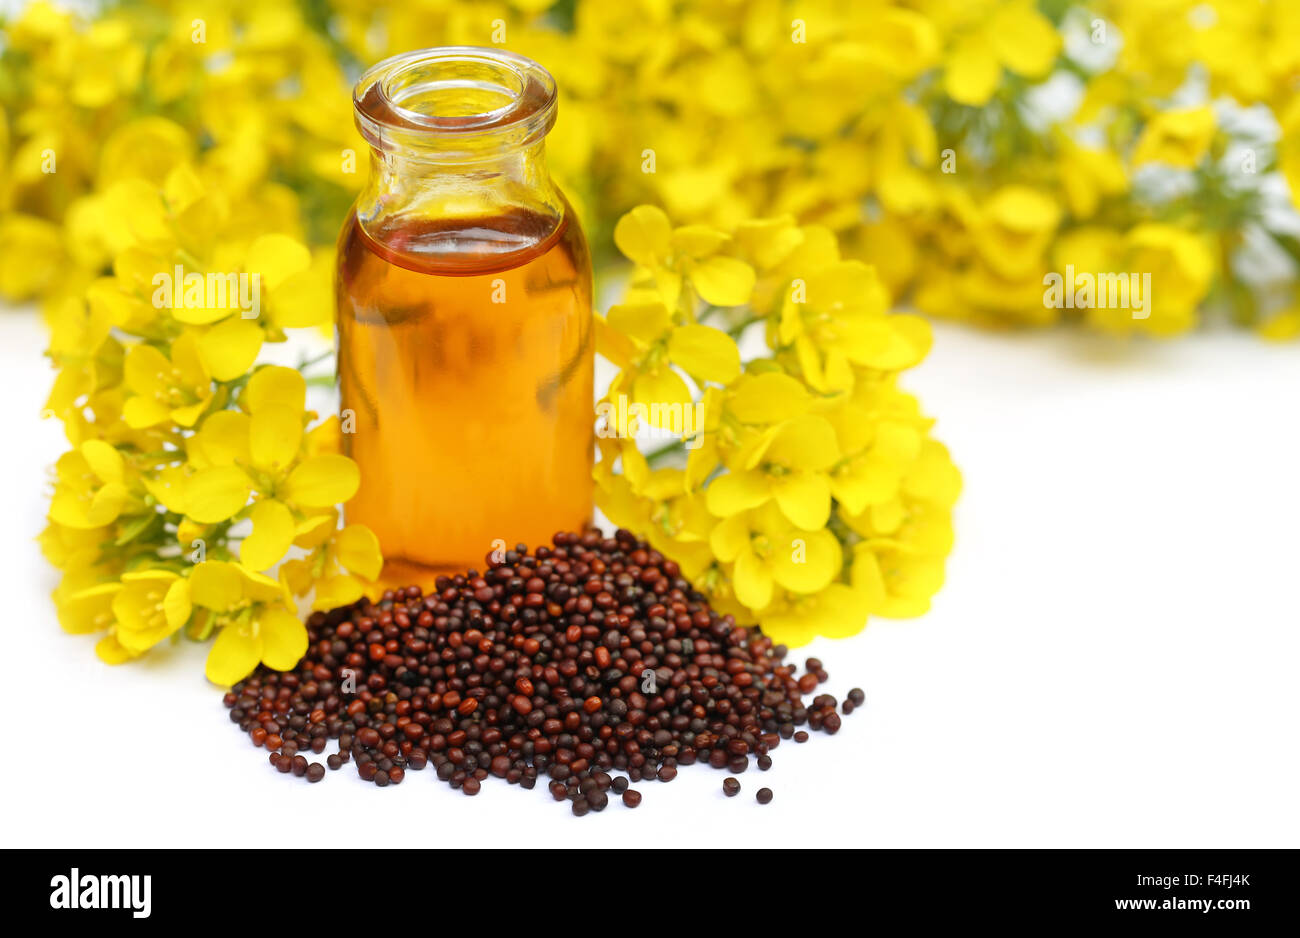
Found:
[353,47,558,161]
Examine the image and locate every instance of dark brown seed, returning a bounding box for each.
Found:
[723,777,740,797]
[756,787,773,804]
[622,789,642,808]
[306,763,325,783]
[221,527,847,814]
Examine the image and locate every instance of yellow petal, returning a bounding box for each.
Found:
[904,440,963,506]
[708,513,752,562]
[313,573,367,610]
[189,410,251,468]
[241,499,296,571]
[171,400,209,430]
[244,365,306,414]
[668,324,741,384]
[606,301,671,345]
[190,560,244,610]
[771,529,840,593]
[705,470,771,517]
[247,233,311,290]
[122,343,170,396]
[732,549,773,610]
[184,466,251,523]
[293,511,338,549]
[96,633,136,665]
[81,439,124,483]
[280,557,314,597]
[258,606,307,670]
[671,225,730,258]
[282,454,361,508]
[944,36,1000,106]
[990,1,1060,79]
[728,372,810,424]
[687,255,755,307]
[613,205,672,266]
[771,472,832,529]
[122,396,171,429]
[595,312,638,368]
[205,622,262,685]
[199,318,264,382]
[335,523,383,581]
[163,577,192,630]
[57,582,122,634]
[250,404,303,474]
[765,415,841,470]
[632,367,693,425]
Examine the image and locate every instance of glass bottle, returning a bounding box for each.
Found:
[337,47,593,588]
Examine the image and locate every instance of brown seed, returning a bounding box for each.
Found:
[221,527,847,814]
[756,787,773,804]
[622,789,642,808]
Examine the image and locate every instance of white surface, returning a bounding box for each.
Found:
[2,307,1297,848]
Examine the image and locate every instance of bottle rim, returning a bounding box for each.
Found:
[353,46,558,160]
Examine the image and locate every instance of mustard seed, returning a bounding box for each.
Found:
[222,527,859,812]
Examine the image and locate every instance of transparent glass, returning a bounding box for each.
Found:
[337,47,593,588]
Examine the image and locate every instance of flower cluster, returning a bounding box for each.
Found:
[41,152,380,683]
[4,0,1299,338]
[595,206,960,646]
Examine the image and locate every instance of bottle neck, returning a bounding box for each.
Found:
[349,47,565,261]
[356,139,566,265]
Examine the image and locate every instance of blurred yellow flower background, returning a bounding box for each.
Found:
[5,0,1300,333]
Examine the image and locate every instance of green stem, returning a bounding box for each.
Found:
[643,438,686,467]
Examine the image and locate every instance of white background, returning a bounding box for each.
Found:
[3,305,1297,848]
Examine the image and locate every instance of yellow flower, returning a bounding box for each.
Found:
[48,440,134,530]
[0,214,65,301]
[710,503,842,611]
[776,260,929,389]
[192,560,303,685]
[757,583,872,647]
[614,205,757,308]
[1058,141,1128,219]
[707,414,841,530]
[1132,106,1217,169]
[830,419,924,517]
[599,300,740,427]
[281,522,385,610]
[942,0,1061,106]
[112,570,192,655]
[55,582,121,635]
[974,186,1061,281]
[121,332,213,429]
[1085,224,1216,336]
